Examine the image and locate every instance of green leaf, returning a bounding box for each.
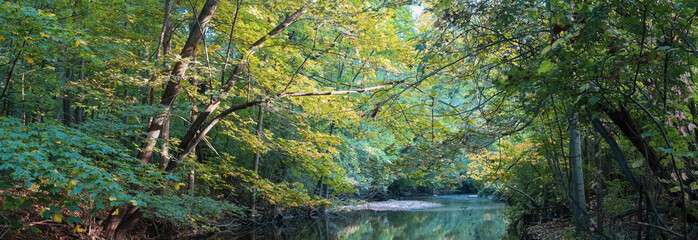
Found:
[589,96,600,105]
[658,147,673,154]
[538,60,554,73]
[70,183,83,196]
[641,131,656,137]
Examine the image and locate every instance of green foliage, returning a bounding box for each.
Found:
[137,193,245,230]
[0,117,156,223]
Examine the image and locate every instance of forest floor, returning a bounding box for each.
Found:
[525,218,575,239]
[330,200,443,212]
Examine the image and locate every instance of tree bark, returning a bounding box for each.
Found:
[569,111,590,234]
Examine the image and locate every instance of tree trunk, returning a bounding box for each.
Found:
[251,103,265,219]
[601,104,666,179]
[166,7,309,171]
[103,206,142,240]
[156,0,174,60]
[137,0,220,164]
[253,103,265,173]
[158,114,171,171]
[569,111,589,234]
[62,59,74,127]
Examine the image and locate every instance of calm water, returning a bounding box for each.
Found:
[221,195,509,240]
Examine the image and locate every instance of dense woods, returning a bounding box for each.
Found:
[0,0,696,239]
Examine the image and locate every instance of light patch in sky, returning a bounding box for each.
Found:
[410,4,425,19]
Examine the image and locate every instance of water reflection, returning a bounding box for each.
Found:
[226,195,509,240]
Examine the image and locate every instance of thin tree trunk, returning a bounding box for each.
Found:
[251,103,265,220]
[593,134,604,234]
[20,74,25,125]
[569,111,589,234]
[62,58,74,126]
[253,104,265,173]
[189,170,195,196]
[155,0,174,60]
[74,58,85,124]
[158,114,171,171]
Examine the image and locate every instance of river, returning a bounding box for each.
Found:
[216,194,509,240]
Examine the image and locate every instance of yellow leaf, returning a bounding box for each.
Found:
[112,208,119,215]
[25,58,34,64]
[74,39,87,47]
[73,225,86,233]
[40,32,50,38]
[53,213,63,222]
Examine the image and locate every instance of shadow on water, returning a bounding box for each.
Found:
[217,195,509,240]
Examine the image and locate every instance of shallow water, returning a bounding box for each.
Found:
[225,195,509,240]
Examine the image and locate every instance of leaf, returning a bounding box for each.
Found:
[658,147,673,154]
[588,96,600,104]
[630,159,643,168]
[74,39,87,47]
[538,60,554,73]
[641,131,656,137]
[53,213,63,222]
[656,46,671,51]
[73,225,86,233]
[25,57,34,64]
[69,183,83,196]
[40,32,50,38]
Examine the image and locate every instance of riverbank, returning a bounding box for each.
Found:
[331,200,443,212]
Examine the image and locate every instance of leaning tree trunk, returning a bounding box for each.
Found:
[165,7,309,172]
[569,111,590,235]
[137,0,219,164]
